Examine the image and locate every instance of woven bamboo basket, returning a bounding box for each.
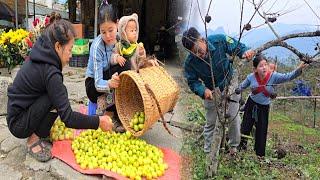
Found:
[115,66,180,137]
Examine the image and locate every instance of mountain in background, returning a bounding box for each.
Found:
[205,23,319,65]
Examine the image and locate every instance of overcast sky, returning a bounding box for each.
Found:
[186,0,320,34]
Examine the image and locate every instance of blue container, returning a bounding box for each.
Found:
[88,101,97,116]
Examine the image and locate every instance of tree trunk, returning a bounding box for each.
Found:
[206,96,226,177]
[206,121,223,177]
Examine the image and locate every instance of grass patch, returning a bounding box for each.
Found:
[283,123,319,136]
[181,110,320,179]
[181,133,207,180]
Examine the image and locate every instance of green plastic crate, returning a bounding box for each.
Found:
[72,39,89,55]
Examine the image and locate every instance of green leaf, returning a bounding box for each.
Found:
[196,109,206,122]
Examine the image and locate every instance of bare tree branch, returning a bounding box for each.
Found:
[302,0,320,21]
[277,5,302,17]
[274,41,308,59]
[187,0,194,29]
[206,0,213,16]
[265,0,279,13]
[196,0,205,24]
[262,11,281,38]
[313,51,320,58]
[255,31,320,64]
[255,31,320,53]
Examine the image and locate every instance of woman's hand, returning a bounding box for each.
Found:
[99,115,113,132]
[147,59,159,66]
[116,55,126,67]
[108,73,120,89]
[298,62,309,70]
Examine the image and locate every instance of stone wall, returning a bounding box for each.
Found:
[0,76,12,115]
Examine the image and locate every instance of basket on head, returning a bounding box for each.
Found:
[115,66,180,137]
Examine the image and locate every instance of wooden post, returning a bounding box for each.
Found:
[68,0,77,23]
[25,0,28,29]
[94,0,98,38]
[15,0,18,28]
[33,0,35,21]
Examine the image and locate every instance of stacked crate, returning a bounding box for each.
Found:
[69,38,89,67]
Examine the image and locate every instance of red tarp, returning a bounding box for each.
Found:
[51,138,181,180]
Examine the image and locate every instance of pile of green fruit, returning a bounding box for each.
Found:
[129,112,145,132]
[72,129,168,180]
[50,118,75,141]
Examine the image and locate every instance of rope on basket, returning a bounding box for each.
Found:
[144,83,180,138]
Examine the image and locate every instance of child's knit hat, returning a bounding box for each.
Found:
[118,13,139,43]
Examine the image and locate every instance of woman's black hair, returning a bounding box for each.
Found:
[182,27,201,51]
[98,0,118,25]
[253,54,267,68]
[43,12,75,47]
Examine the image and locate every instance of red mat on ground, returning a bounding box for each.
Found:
[51,140,181,180]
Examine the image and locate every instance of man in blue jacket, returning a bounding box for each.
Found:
[182,27,255,154]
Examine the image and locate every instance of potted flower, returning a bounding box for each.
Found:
[0,28,31,71]
[0,16,49,78]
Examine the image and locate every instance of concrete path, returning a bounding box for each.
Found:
[0,63,187,179]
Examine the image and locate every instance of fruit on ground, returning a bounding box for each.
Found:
[50,118,75,141]
[72,129,168,179]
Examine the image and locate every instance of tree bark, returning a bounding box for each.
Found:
[206,95,226,177]
[255,30,320,61]
[206,122,223,178]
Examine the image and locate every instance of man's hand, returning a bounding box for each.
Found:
[99,115,113,132]
[204,88,213,100]
[242,49,255,60]
[108,73,120,89]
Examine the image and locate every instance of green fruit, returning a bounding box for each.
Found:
[80,162,87,169]
[72,128,167,178]
[133,125,140,132]
[138,117,145,124]
[125,131,132,138]
[58,135,64,141]
[52,134,58,141]
[138,124,144,131]
[133,118,139,125]
[65,134,71,140]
